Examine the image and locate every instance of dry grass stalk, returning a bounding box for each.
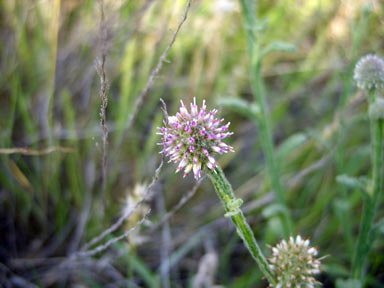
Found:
[0,146,74,155]
[149,177,204,232]
[77,208,151,257]
[124,0,192,133]
[95,0,109,204]
[80,158,163,252]
[79,100,170,253]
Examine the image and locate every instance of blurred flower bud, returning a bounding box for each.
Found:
[354,54,384,91]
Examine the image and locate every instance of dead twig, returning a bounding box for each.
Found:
[149,177,204,232]
[77,208,151,257]
[80,158,163,252]
[79,100,169,253]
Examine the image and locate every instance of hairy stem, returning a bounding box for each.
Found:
[333,7,370,257]
[353,90,384,280]
[253,64,293,238]
[239,0,293,238]
[207,167,276,286]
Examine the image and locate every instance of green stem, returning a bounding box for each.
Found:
[335,7,370,258]
[207,167,277,286]
[335,114,354,255]
[239,0,293,238]
[353,90,384,280]
[253,64,293,238]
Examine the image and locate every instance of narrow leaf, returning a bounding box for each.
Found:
[260,41,296,59]
[336,174,370,198]
[277,133,307,161]
[218,98,260,120]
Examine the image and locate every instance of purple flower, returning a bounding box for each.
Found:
[158,98,234,179]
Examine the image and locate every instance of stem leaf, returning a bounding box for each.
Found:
[335,279,362,288]
[219,98,260,120]
[262,203,289,218]
[260,41,296,59]
[277,133,307,161]
[336,174,370,199]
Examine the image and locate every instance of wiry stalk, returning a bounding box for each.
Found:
[334,7,371,257]
[207,167,276,286]
[96,0,109,205]
[353,89,384,280]
[123,0,191,136]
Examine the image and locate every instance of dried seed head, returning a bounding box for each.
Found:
[158,97,234,179]
[123,183,149,246]
[268,235,322,288]
[354,54,384,91]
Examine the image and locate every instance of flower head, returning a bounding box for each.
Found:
[354,54,384,90]
[158,97,234,179]
[268,235,321,288]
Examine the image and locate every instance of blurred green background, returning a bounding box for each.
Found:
[1,0,383,287]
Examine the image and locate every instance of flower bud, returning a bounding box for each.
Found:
[354,54,384,91]
[268,235,322,288]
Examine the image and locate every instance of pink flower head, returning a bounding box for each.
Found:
[158,97,234,179]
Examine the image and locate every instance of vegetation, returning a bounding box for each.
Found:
[1,0,383,287]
